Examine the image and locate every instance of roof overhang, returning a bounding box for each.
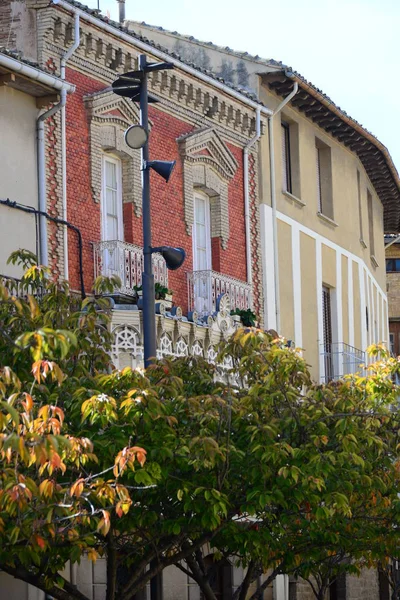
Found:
[262,71,400,234]
[0,50,75,101]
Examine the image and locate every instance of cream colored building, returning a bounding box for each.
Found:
[258,71,398,383]
[0,48,74,285]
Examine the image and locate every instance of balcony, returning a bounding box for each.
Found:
[93,240,168,297]
[0,274,43,298]
[320,342,365,383]
[187,270,252,317]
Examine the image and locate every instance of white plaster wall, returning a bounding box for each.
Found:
[0,85,38,278]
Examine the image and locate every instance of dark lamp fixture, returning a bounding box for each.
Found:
[125,125,148,149]
[152,246,186,270]
[146,160,176,183]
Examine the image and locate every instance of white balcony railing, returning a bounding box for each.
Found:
[93,240,168,297]
[187,270,252,316]
[320,342,365,383]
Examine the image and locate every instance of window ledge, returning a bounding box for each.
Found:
[360,239,367,249]
[282,190,305,207]
[371,255,379,268]
[317,212,338,228]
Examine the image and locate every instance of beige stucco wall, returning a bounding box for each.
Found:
[259,83,388,380]
[0,85,38,279]
[259,86,386,289]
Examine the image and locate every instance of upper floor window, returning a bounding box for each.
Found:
[386,258,400,272]
[102,155,123,242]
[367,189,376,261]
[316,139,333,220]
[281,122,292,194]
[357,170,366,246]
[193,191,211,272]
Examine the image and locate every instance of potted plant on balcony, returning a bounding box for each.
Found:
[155,283,173,302]
[134,284,173,308]
[230,308,258,327]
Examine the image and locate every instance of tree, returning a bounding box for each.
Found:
[1,252,400,600]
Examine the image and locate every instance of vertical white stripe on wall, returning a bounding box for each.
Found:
[370,278,376,345]
[291,225,302,348]
[364,269,374,346]
[377,292,381,342]
[316,238,324,382]
[259,205,277,330]
[348,258,354,348]
[358,263,367,352]
[336,250,343,345]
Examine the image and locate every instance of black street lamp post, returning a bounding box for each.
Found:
[139,53,156,367]
[112,54,185,368]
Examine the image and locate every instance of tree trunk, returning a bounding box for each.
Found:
[106,531,117,600]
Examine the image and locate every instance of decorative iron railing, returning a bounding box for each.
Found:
[0,274,44,298]
[187,270,252,316]
[320,342,365,383]
[93,240,168,297]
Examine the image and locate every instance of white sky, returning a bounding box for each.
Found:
[84,0,400,172]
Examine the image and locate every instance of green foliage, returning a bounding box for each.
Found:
[230,307,257,326]
[1,253,400,600]
[134,282,172,299]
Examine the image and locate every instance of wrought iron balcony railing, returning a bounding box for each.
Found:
[0,274,44,299]
[93,240,168,297]
[187,270,252,316]
[320,342,365,383]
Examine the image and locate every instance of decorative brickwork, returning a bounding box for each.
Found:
[249,151,263,323]
[84,89,143,215]
[179,127,238,249]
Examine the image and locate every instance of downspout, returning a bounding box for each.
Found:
[37,91,67,266]
[268,80,298,332]
[60,12,80,281]
[244,106,261,289]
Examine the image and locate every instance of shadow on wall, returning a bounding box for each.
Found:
[173,40,250,90]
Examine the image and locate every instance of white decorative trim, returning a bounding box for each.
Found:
[179,127,237,247]
[358,264,367,353]
[84,89,142,214]
[276,210,386,302]
[291,224,302,348]
[316,238,324,382]
[348,258,354,348]
[335,250,343,349]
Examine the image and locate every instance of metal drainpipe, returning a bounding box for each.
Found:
[37,90,67,266]
[268,81,298,332]
[244,106,261,292]
[60,12,80,281]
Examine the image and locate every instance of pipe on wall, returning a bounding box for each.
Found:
[60,12,80,282]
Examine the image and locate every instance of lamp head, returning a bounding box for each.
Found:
[152,246,185,271]
[124,125,148,149]
[147,160,176,183]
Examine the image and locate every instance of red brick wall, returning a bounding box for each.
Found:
[65,67,104,295]
[65,67,249,313]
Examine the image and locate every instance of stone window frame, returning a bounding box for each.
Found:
[178,128,238,250]
[85,89,144,216]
